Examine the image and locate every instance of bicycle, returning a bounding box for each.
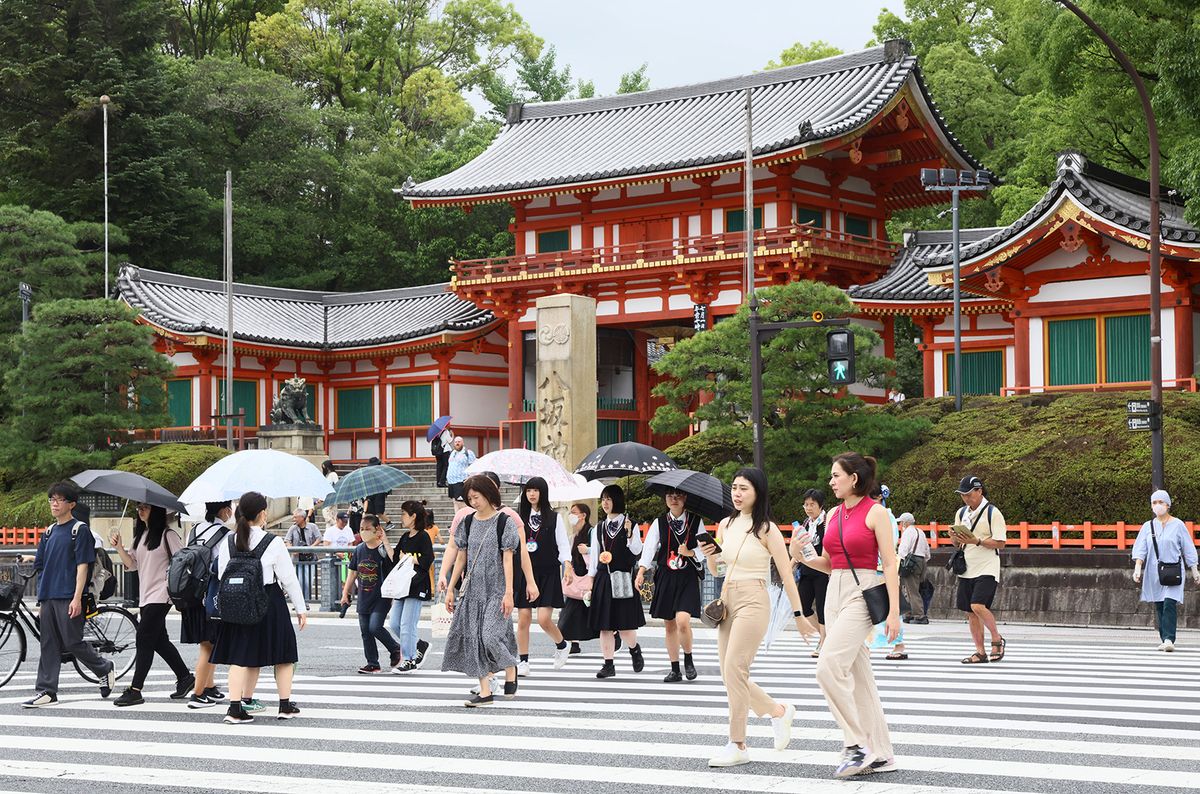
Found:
[0,564,139,690]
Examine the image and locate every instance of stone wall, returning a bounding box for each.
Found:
[922,550,1195,629]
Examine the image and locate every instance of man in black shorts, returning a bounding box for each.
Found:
[950,476,1008,664]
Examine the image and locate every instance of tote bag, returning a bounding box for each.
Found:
[380,555,416,599]
[430,597,453,639]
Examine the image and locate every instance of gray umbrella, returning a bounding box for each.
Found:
[70,469,186,513]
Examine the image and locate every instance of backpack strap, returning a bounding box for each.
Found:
[496,512,507,552]
[252,534,275,558]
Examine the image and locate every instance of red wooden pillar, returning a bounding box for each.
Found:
[916,317,936,398]
[435,350,453,417]
[1175,300,1194,382]
[195,349,217,429]
[881,315,896,359]
[506,316,523,446]
[633,330,649,444]
[1013,308,1030,391]
[374,357,393,460]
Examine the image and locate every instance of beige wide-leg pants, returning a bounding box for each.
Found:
[717,579,779,743]
[815,568,894,757]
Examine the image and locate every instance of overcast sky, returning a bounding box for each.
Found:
[503,0,899,96]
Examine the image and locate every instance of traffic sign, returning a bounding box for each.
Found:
[1126,400,1158,416]
[1128,416,1160,432]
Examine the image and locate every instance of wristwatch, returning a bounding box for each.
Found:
[793,609,803,617]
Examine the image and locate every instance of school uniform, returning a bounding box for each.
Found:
[558,524,599,641]
[639,511,705,619]
[210,527,307,668]
[514,510,570,609]
[180,521,229,646]
[587,515,646,632]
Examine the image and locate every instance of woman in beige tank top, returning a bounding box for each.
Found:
[698,467,817,768]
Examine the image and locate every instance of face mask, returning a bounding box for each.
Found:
[1152,503,1168,517]
[568,513,580,526]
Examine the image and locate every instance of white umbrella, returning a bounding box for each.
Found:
[179,449,334,503]
[548,473,605,505]
[760,582,794,651]
[467,449,576,489]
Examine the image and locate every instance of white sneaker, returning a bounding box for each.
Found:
[708,742,751,768]
[1157,641,1168,651]
[1164,640,1176,652]
[552,647,568,670]
[517,660,530,677]
[771,703,796,750]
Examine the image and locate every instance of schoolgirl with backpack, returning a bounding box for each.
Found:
[171,500,233,708]
[210,491,308,724]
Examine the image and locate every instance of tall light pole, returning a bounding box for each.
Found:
[100,95,110,298]
[1054,0,1163,489]
[743,88,765,471]
[224,170,234,451]
[921,168,992,411]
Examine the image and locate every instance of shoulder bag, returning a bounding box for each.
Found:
[700,521,748,628]
[837,507,891,625]
[1150,521,1183,587]
[606,520,636,599]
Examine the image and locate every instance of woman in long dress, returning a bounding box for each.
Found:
[442,474,520,707]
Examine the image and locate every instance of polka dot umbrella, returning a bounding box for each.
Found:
[573,442,678,481]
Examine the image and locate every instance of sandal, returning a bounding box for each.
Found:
[989,638,1006,662]
[885,652,908,660]
[961,651,989,664]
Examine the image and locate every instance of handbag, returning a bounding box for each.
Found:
[562,573,592,600]
[945,548,967,575]
[1150,521,1183,587]
[610,570,634,599]
[381,553,416,599]
[700,522,747,629]
[430,596,453,639]
[837,507,891,625]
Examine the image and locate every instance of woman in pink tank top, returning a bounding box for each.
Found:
[796,452,900,779]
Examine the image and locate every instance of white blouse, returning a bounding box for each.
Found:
[215,526,308,613]
[587,514,644,577]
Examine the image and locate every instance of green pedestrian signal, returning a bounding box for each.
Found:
[826,329,855,386]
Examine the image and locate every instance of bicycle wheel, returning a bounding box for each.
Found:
[0,614,26,689]
[74,605,138,683]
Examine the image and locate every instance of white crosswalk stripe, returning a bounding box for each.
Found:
[1,632,1198,793]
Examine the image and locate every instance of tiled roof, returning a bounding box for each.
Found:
[118,266,495,350]
[405,40,983,200]
[850,228,1005,302]
[912,151,1200,269]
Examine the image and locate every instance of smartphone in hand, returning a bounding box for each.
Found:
[695,531,722,554]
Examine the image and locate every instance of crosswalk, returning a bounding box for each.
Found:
[1,625,1198,793]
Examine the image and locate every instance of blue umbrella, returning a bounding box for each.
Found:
[426,415,453,443]
[330,465,414,504]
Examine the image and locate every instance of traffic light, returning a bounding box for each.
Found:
[826,329,855,386]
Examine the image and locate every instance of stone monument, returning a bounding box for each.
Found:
[258,376,326,459]
[534,294,597,472]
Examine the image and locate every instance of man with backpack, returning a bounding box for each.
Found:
[432,426,452,488]
[173,501,233,709]
[950,476,1008,664]
[23,482,117,708]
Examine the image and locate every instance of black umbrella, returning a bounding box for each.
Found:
[574,442,678,481]
[646,469,734,523]
[70,469,186,513]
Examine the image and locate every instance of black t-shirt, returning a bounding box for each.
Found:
[351,543,392,613]
[394,530,434,601]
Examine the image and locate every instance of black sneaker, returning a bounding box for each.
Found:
[503,680,518,699]
[614,632,622,651]
[203,686,226,701]
[22,692,57,708]
[596,660,616,679]
[114,688,144,707]
[223,704,254,724]
[911,616,929,625]
[464,694,494,708]
[663,670,683,683]
[187,693,215,709]
[357,664,382,675]
[629,644,645,673]
[684,657,698,680]
[277,699,301,720]
[99,664,116,699]
[413,639,430,668]
[569,642,582,656]
[389,649,404,669]
[170,674,196,700]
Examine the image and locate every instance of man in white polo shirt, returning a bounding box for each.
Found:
[950,476,1007,664]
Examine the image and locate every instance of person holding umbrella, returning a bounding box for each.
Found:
[109,504,194,706]
[637,487,704,682]
[514,477,572,674]
[429,417,453,489]
[587,484,646,679]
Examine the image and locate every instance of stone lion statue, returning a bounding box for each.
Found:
[269,376,314,425]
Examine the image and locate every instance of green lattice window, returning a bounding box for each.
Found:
[725,207,763,233]
[844,215,872,237]
[394,384,433,427]
[336,387,374,429]
[1104,314,1150,384]
[1047,318,1098,386]
[795,207,825,228]
[537,229,570,253]
[945,350,1004,396]
[166,379,192,427]
[217,379,258,427]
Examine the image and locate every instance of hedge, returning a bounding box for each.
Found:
[115,444,231,498]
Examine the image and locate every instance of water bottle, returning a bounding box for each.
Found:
[792,521,818,561]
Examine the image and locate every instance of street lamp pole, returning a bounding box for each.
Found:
[743,88,765,471]
[100,95,110,298]
[1054,0,1163,489]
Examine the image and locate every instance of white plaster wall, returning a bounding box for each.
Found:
[452,351,506,369]
[1030,276,1170,303]
[259,380,268,424]
[191,377,200,426]
[386,437,413,460]
[1029,318,1045,389]
[975,315,1013,331]
[571,224,582,249]
[385,383,393,427]
[593,226,604,247]
[1006,346,1016,391]
[612,224,620,247]
[300,361,322,375]
[330,361,352,375]
[765,202,777,228]
[625,296,663,314]
[842,176,874,196]
[932,353,945,398]
[170,351,198,367]
[519,305,537,324]
[712,209,723,234]
[597,300,619,316]
[412,354,435,369]
[1162,307,1177,381]
[450,383,507,426]
[627,183,664,197]
[668,293,694,311]
[713,288,743,307]
[356,360,378,373]
[328,439,352,460]
[524,230,536,253]
[1022,239,1147,273]
[796,166,826,185]
[527,196,551,209]
[356,438,380,461]
[687,215,700,237]
[1193,312,1200,376]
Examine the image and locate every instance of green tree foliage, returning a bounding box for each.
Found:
[0,207,99,335]
[1,300,175,478]
[766,40,844,69]
[616,63,650,94]
[165,1,288,60]
[116,443,231,498]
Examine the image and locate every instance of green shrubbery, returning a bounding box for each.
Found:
[115,444,231,498]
